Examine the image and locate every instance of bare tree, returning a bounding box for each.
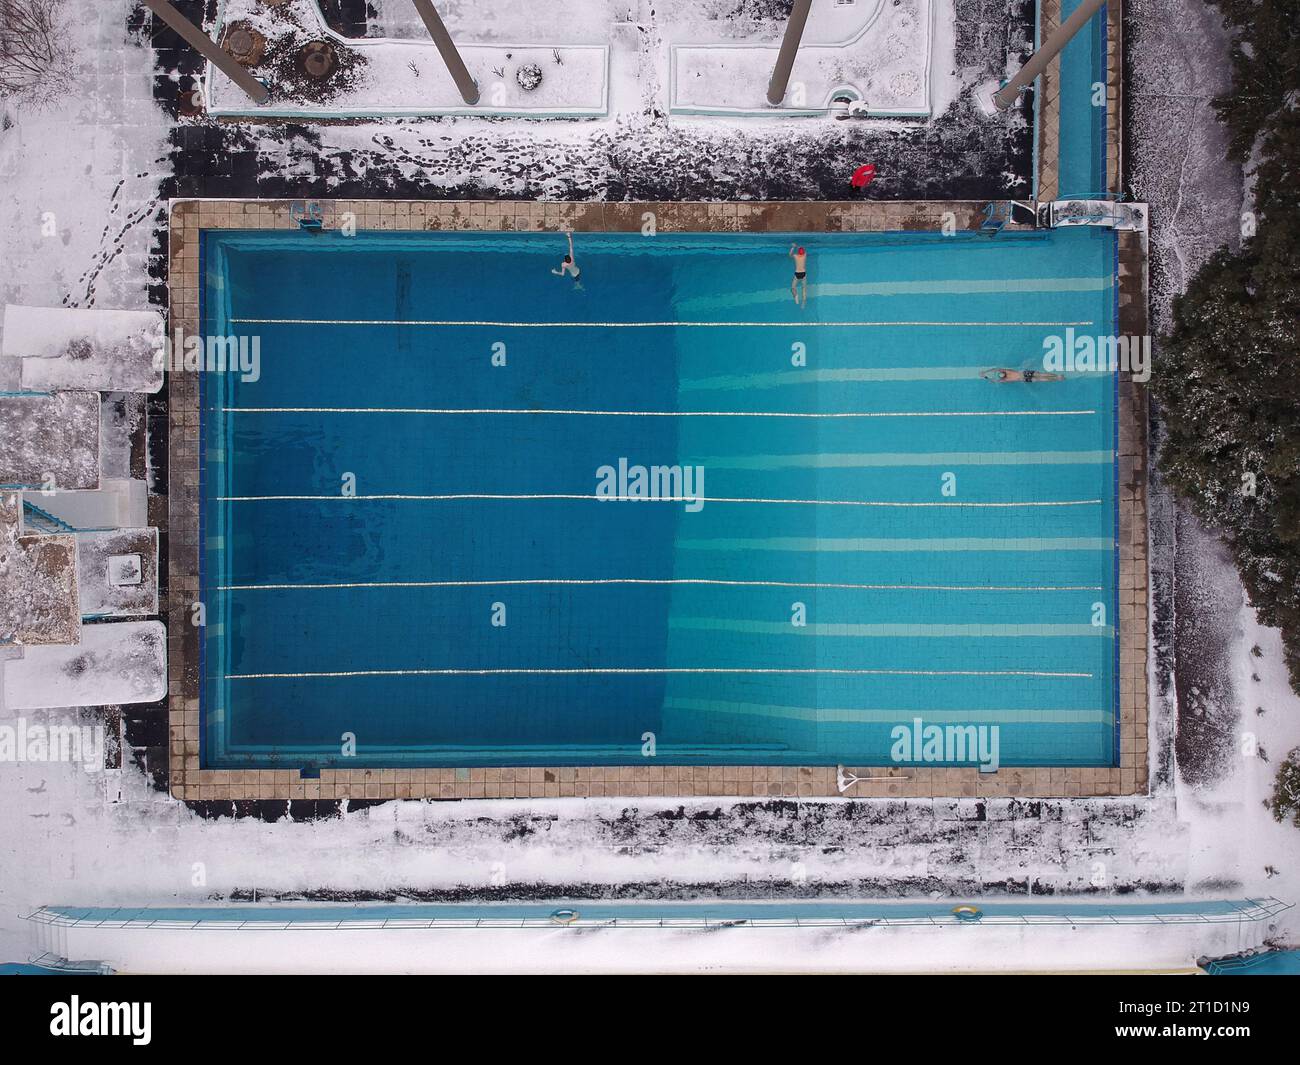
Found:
[0,0,73,104]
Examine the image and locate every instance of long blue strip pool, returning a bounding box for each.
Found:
[200,228,1119,769]
[1057,0,1110,198]
[42,898,1280,927]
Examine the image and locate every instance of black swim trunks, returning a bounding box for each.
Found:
[1023,370,1037,382]
[795,271,806,280]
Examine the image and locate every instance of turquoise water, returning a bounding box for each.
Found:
[1056,0,1110,198]
[1205,951,1300,975]
[42,898,1276,927]
[200,228,1119,769]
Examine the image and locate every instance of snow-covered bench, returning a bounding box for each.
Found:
[3,305,164,394]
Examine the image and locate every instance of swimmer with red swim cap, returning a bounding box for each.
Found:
[789,243,808,306]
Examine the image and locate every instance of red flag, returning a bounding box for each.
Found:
[851,164,877,188]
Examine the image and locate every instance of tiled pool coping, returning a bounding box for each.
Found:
[166,197,1149,801]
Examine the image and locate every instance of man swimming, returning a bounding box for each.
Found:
[981,367,1065,383]
[789,243,808,306]
[552,229,581,284]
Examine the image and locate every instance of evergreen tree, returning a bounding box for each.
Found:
[1270,748,1300,826]
[1154,1,1300,693]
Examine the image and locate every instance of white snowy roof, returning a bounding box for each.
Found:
[2,619,166,710]
[204,1,609,118]
[670,0,934,117]
[76,527,159,618]
[4,305,164,394]
[0,492,80,646]
[0,391,101,491]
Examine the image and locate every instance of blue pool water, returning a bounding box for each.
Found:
[43,898,1276,928]
[200,228,1119,769]
[1056,0,1110,198]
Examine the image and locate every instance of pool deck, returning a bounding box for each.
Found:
[166,196,1150,801]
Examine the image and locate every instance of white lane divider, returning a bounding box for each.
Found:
[217,578,1105,592]
[215,492,1103,507]
[231,318,1097,328]
[223,406,1098,418]
[226,666,1094,680]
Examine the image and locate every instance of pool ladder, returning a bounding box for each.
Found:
[291,200,324,230]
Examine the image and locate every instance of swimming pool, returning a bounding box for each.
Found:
[199,227,1119,770]
[38,897,1283,929]
[1056,0,1110,198]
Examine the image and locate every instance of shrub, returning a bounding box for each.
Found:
[1154,0,1300,693]
[1269,748,1300,826]
[0,0,73,105]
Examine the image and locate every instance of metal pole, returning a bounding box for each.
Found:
[993,0,1107,110]
[142,0,269,104]
[766,0,814,106]
[411,0,480,105]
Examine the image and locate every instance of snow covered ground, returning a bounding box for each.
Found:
[1128,0,1300,945]
[1127,0,1241,331]
[37,915,1271,974]
[0,12,169,389]
[166,0,1030,202]
[0,0,1296,974]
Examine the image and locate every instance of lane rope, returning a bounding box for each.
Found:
[222,406,1098,418]
[230,317,1097,329]
[217,578,1105,592]
[226,666,1095,680]
[216,492,1103,507]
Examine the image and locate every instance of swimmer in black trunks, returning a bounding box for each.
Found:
[981,367,1065,382]
[789,243,808,306]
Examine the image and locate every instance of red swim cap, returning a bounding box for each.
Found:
[797,247,805,254]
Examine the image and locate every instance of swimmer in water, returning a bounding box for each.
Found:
[789,243,808,306]
[551,229,581,286]
[981,367,1065,383]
